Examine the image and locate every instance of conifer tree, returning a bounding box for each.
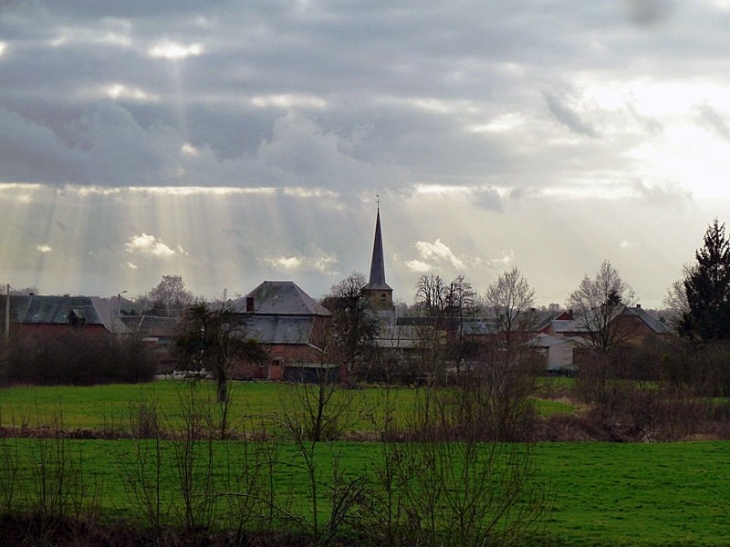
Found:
[681,219,730,340]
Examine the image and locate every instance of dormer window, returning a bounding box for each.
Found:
[68,309,86,328]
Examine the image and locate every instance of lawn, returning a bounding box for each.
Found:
[0,379,573,433]
[1,437,729,546]
[2,381,730,545]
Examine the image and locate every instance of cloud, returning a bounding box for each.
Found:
[626,0,674,26]
[485,251,514,269]
[2,2,730,308]
[696,103,730,141]
[125,233,179,258]
[544,93,599,138]
[630,180,692,206]
[265,252,339,274]
[406,260,432,273]
[266,256,302,271]
[414,239,466,270]
[36,244,52,253]
[472,187,504,211]
[148,41,203,60]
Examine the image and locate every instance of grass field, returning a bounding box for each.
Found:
[1,437,729,546]
[0,380,574,433]
[7,380,726,545]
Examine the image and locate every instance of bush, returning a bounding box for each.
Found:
[1,332,156,386]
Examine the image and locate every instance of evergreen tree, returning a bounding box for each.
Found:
[681,219,730,340]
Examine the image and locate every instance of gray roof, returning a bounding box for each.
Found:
[552,306,672,335]
[366,208,392,291]
[622,306,673,334]
[6,294,133,333]
[11,295,102,325]
[235,281,330,316]
[530,333,571,348]
[245,315,315,345]
[120,315,178,337]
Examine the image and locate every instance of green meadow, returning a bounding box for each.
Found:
[1,437,729,545]
[0,380,573,433]
[4,380,727,545]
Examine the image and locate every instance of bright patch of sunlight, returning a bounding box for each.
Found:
[148,41,203,60]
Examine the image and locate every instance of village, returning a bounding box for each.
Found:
[0,207,675,386]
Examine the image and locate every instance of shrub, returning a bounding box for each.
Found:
[1,332,156,386]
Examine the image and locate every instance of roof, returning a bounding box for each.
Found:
[235,281,331,317]
[7,295,138,333]
[245,315,316,345]
[622,306,673,334]
[552,306,673,335]
[366,208,392,291]
[120,315,179,337]
[530,333,572,348]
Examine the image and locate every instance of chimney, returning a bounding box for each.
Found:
[246,296,254,313]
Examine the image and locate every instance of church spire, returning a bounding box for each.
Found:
[365,202,393,310]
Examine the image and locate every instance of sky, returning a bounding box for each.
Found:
[1,0,730,308]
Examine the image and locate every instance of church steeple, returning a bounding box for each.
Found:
[365,204,393,310]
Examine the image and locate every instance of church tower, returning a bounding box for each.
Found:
[364,205,394,310]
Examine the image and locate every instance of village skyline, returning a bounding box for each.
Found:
[3,2,730,307]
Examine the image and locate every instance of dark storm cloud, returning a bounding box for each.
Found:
[0,0,728,196]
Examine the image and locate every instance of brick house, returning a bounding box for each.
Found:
[231,281,334,380]
[547,305,673,367]
[4,294,128,338]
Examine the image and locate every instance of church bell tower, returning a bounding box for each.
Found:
[364,204,393,310]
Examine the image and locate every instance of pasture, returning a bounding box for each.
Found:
[0,437,729,545]
[3,380,727,545]
[0,379,573,434]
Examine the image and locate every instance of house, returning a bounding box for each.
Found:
[120,314,180,373]
[530,333,575,372]
[4,294,131,338]
[547,305,673,366]
[231,281,333,381]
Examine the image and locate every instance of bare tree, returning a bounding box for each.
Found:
[278,326,363,544]
[567,260,637,355]
[148,275,195,315]
[478,267,540,438]
[321,272,381,379]
[443,275,478,373]
[484,267,536,351]
[664,264,694,329]
[414,274,447,314]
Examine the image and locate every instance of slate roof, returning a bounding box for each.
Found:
[366,208,392,291]
[120,315,178,338]
[235,281,330,316]
[530,333,572,348]
[622,306,673,334]
[4,295,135,333]
[551,306,672,335]
[244,315,315,345]
[10,295,97,325]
